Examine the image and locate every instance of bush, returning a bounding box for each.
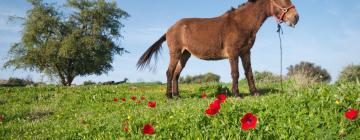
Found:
[83,80,96,85]
[337,64,360,83]
[287,61,331,84]
[5,77,33,87]
[179,72,220,84]
[254,71,280,83]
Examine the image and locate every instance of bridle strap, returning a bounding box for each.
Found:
[270,0,296,23]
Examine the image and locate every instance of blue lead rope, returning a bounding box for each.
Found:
[277,24,284,92]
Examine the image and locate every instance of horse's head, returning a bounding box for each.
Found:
[269,0,299,27]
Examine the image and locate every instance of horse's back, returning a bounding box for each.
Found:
[166,17,231,60]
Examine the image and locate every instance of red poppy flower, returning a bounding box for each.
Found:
[240,113,257,130]
[143,124,155,135]
[201,92,207,99]
[217,94,226,103]
[205,108,219,116]
[213,99,221,105]
[136,100,141,104]
[205,99,221,116]
[345,108,358,120]
[123,121,129,132]
[148,101,156,108]
[209,100,221,111]
[141,96,146,100]
[0,115,4,122]
[122,98,126,102]
[114,98,119,102]
[131,96,137,101]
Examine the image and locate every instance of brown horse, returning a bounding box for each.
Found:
[137,0,299,98]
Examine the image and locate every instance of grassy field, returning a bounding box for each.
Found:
[0,81,359,139]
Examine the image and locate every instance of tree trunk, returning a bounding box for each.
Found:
[58,73,67,86]
[66,76,74,86]
[57,72,75,86]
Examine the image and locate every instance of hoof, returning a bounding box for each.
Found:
[233,91,240,98]
[173,94,181,99]
[252,92,260,96]
[166,93,173,99]
[235,96,242,100]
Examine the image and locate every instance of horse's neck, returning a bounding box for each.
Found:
[232,2,271,33]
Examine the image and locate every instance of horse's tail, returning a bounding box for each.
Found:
[137,34,166,70]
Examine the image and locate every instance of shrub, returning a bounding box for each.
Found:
[6,77,33,87]
[254,71,280,83]
[337,64,360,83]
[180,72,220,84]
[287,61,331,85]
[83,80,96,86]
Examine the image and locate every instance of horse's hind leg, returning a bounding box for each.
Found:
[229,57,241,97]
[172,51,191,97]
[166,52,181,99]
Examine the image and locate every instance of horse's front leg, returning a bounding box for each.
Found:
[229,57,241,97]
[240,51,259,96]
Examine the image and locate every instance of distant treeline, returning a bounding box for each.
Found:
[179,72,220,84]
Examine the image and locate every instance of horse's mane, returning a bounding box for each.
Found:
[226,2,250,13]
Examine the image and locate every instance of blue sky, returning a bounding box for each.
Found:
[1,0,360,84]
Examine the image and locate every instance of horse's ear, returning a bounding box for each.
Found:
[248,0,256,2]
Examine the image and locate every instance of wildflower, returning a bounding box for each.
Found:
[240,113,257,130]
[205,108,219,116]
[335,99,340,104]
[201,92,207,99]
[345,108,358,120]
[217,94,226,103]
[114,98,119,102]
[143,124,155,135]
[209,100,221,111]
[131,96,137,101]
[122,98,126,102]
[123,121,129,132]
[205,99,221,116]
[141,96,146,100]
[148,101,156,108]
[0,115,4,122]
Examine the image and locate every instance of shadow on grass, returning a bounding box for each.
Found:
[179,87,281,99]
[241,87,281,98]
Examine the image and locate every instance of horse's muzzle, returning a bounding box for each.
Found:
[285,9,299,28]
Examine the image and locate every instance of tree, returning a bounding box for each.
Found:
[337,64,360,83]
[4,0,129,86]
[287,61,331,83]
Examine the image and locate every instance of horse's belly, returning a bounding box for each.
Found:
[184,46,228,60]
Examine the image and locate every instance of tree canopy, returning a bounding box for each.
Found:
[4,0,129,86]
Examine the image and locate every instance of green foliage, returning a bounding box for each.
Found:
[3,77,33,87]
[287,61,331,84]
[338,64,360,83]
[179,72,220,83]
[197,83,230,97]
[254,71,280,83]
[0,83,359,139]
[83,80,96,85]
[4,0,129,86]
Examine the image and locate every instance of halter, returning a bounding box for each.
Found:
[270,0,296,23]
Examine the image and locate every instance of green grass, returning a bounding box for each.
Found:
[0,82,359,139]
